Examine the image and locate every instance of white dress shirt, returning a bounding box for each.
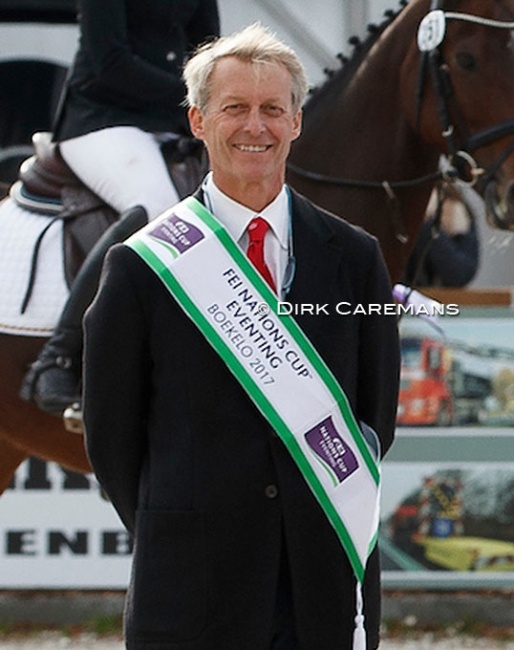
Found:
[202,172,289,295]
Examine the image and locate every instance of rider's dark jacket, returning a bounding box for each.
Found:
[54,0,220,141]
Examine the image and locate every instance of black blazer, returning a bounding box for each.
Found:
[83,189,400,650]
[55,0,220,140]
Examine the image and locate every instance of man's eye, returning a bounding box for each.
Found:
[263,105,285,117]
[224,104,246,115]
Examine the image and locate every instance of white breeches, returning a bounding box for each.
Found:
[59,126,180,221]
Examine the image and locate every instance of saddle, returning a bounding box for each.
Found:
[10,131,208,290]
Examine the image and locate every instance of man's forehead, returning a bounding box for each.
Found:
[212,57,290,82]
[210,58,293,98]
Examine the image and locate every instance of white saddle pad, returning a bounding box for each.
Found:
[0,197,69,336]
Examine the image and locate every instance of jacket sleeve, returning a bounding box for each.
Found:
[404,217,479,287]
[356,238,400,457]
[424,226,479,287]
[83,244,151,534]
[76,0,219,109]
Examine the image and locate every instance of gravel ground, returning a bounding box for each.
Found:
[2,632,514,649]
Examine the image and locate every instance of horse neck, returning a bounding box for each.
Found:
[296,1,436,183]
[290,0,439,282]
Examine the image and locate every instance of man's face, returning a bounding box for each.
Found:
[189,57,302,199]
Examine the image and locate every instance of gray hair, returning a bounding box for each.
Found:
[183,23,309,113]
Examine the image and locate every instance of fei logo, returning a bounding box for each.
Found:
[305,416,359,486]
[149,213,204,255]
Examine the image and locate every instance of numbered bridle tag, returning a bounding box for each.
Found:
[417,10,446,51]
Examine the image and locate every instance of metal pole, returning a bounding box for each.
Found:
[342,1,370,46]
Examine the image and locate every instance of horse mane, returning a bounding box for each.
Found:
[302,0,410,123]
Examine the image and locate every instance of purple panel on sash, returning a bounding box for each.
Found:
[149,214,204,254]
[305,416,358,483]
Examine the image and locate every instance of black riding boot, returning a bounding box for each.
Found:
[20,205,148,414]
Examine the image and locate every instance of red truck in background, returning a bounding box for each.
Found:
[397,334,453,426]
[397,319,514,427]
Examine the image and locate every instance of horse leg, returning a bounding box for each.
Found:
[0,334,92,475]
[0,438,28,495]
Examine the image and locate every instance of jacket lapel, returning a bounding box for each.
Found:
[195,186,344,341]
[287,191,344,341]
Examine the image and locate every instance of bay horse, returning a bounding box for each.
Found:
[1,0,514,492]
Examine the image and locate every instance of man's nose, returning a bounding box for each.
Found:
[243,107,266,134]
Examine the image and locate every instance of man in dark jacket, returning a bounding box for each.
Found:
[84,24,400,650]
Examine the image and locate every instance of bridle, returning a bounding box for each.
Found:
[287,0,514,234]
[419,1,514,193]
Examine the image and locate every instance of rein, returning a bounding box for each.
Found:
[285,164,444,244]
[286,164,442,191]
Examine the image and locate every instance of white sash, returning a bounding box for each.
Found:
[126,196,381,647]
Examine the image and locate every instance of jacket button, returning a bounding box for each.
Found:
[166,51,177,61]
[265,484,279,499]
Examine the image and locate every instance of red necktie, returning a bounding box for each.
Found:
[246,217,276,292]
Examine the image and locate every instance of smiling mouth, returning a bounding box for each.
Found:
[235,144,271,152]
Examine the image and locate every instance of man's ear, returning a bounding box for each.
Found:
[188,106,204,140]
[291,109,302,141]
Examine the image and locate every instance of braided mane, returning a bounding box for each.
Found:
[302,1,410,122]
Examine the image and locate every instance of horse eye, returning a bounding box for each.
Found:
[455,51,477,71]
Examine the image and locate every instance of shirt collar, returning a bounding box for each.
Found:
[203,172,289,249]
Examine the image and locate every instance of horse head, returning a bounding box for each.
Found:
[282,0,514,281]
[403,0,514,230]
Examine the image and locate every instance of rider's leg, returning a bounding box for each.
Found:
[19,126,180,414]
[20,206,148,414]
[59,126,180,220]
